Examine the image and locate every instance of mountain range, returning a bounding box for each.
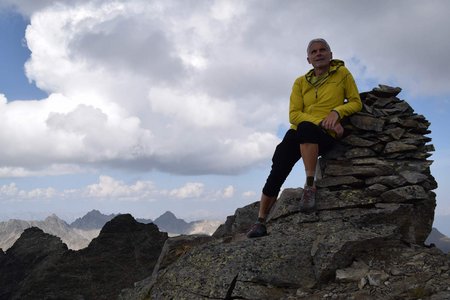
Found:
[1,209,448,254]
[0,210,221,251]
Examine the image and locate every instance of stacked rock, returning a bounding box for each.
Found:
[316,84,437,244]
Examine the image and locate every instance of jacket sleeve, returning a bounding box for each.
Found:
[289,78,322,126]
[332,71,362,118]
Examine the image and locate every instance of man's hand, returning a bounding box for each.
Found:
[321,110,340,130]
[332,123,344,139]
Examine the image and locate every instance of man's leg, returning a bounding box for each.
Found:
[296,122,335,212]
[258,193,277,220]
[299,143,319,212]
[300,143,319,186]
[247,129,301,238]
[246,193,276,238]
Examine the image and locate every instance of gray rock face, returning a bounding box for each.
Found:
[142,85,447,299]
[119,234,214,300]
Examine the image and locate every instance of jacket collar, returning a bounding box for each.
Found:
[305,59,345,84]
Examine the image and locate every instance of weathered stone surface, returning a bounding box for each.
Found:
[400,170,428,184]
[345,147,377,158]
[384,127,405,140]
[366,270,390,286]
[119,234,213,300]
[350,114,385,132]
[324,164,394,177]
[366,183,389,196]
[381,185,428,202]
[384,140,418,154]
[317,189,379,209]
[366,175,407,188]
[371,84,402,97]
[213,202,259,238]
[342,135,378,147]
[316,176,364,188]
[335,260,369,282]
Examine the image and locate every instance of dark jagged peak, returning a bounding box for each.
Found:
[70,209,117,230]
[98,213,158,234]
[1,227,67,296]
[86,214,167,254]
[7,227,67,257]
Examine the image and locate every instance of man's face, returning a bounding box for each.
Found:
[307,42,332,68]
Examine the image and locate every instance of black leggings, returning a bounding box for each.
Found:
[262,121,336,197]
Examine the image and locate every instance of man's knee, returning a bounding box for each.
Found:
[297,121,318,132]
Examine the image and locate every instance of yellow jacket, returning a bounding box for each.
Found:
[289,59,362,135]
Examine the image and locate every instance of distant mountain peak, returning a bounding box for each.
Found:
[154,211,190,234]
[159,211,177,218]
[70,210,117,230]
[84,209,107,217]
[45,214,62,220]
[163,210,174,215]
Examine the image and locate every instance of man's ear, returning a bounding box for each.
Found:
[307,57,311,64]
[330,52,333,60]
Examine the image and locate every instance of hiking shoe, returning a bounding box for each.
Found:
[246,222,267,238]
[300,186,317,213]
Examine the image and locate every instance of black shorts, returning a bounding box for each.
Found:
[262,121,336,197]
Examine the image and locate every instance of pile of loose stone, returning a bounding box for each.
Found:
[316,84,437,244]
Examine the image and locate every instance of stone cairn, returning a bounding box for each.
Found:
[316,84,437,244]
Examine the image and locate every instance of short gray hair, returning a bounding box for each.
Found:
[307,38,331,54]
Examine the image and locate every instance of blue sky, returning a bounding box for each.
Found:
[0,1,449,235]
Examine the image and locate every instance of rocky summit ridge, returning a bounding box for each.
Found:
[122,85,449,300]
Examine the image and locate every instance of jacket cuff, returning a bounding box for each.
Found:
[332,109,341,119]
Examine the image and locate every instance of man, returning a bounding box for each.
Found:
[247,38,362,238]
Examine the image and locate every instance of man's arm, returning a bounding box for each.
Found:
[332,72,362,118]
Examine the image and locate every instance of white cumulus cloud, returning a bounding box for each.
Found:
[84,175,156,200]
[1,0,450,180]
[168,182,204,199]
